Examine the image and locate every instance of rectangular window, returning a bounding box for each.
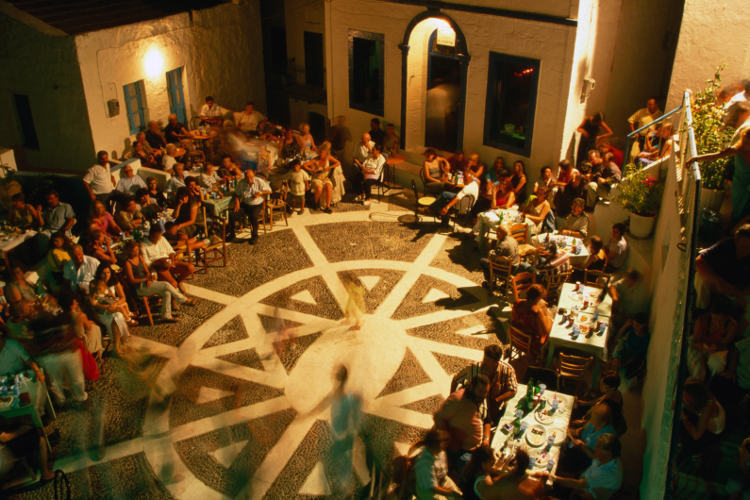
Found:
[304,31,324,88]
[123,80,147,135]
[483,52,540,156]
[13,94,39,150]
[348,30,384,116]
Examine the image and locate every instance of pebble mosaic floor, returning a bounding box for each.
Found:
[13,199,502,499]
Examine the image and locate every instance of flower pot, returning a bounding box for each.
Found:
[628,212,656,239]
[699,187,724,212]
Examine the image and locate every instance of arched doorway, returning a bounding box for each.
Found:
[399,11,469,153]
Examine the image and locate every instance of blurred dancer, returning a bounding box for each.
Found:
[327,365,363,497]
[342,274,365,330]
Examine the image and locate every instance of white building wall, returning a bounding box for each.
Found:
[0,12,94,172]
[667,0,750,110]
[74,0,265,167]
[324,0,585,173]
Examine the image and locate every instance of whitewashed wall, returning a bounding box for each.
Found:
[323,0,590,175]
[0,12,94,172]
[667,0,750,110]
[74,0,265,168]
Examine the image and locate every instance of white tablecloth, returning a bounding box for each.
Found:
[530,233,590,266]
[0,230,37,253]
[548,283,612,361]
[474,208,534,253]
[490,384,575,476]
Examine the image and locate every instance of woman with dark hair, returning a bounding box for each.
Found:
[172,187,200,238]
[679,379,725,475]
[511,160,528,205]
[583,235,607,271]
[89,200,122,238]
[90,263,133,354]
[511,284,553,358]
[423,148,452,194]
[534,166,555,195]
[84,229,117,266]
[576,112,612,167]
[495,173,516,209]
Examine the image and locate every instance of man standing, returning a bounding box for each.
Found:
[368,118,385,148]
[452,344,518,426]
[628,98,661,147]
[229,169,271,244]
[352,144,385,204]
[63,245,100,293]
[141,225,194,294]
[429,169,479,225]
[328,115,351,165]
[83,151,116,203]
[235,102,266,135]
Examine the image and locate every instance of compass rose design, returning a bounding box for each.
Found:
[134,222,497,498]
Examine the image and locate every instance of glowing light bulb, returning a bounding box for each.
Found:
[144,48,164,78]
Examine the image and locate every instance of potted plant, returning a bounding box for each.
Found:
[691,68,734,210]
[617,163,665,238]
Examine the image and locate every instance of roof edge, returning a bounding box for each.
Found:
[0,0,69,36]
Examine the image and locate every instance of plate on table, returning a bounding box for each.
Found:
[535,411,553,425]
[525,425,547,447]
[578,313,591,324]
[548,428,566,446]
[0,396,14,408]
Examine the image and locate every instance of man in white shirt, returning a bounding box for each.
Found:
[162,144,180,173]
[235,101,266,135]
[352,144,386,204]
[429,169,479,225]
[352,133,374,168]
[141,225,194,294]
[627,98,661,148]
[229,169,271,244]
[63,245,99,294]
[116,164,148,195]
[200,96,228,124]
[83,151,116,203]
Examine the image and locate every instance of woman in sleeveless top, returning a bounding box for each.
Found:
[295,122,317,156]
[522,184,551,235]
[303,142,339,213]
[511,160,528,206]
[422,148,451,194]
[495,176,516,209]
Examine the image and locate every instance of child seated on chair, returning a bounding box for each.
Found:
[91,277,135,323]
[284,159,310,214]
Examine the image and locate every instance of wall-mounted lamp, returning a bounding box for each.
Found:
[144,47,164,78]
[581,76,596,102]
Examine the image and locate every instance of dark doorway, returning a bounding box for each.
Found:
[425,31,462,152]
[260,0,290,125]
[304,31,324,88]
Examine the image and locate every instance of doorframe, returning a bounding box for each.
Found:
[166,66,187,125]
[424,29,465,152]
[399,9,470,151]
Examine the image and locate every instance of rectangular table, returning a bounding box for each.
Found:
[474,208,533,254]
[530,233,590,267]
[545,283,613,385]
[0,229,38,269]
[0,370,56,450]
[490,384,574,477]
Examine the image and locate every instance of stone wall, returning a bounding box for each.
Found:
[667,0,750,110]
[0,12,94,172]
[74,0,266,168]
[323,0,588,176]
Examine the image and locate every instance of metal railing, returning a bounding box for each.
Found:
[663,91,702,499]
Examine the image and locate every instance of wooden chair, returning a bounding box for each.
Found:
[583,268,611,289]
[509,222,537,260]
[121,275,157,326]
[546,267,573,301]
[265,195,288,230]
[555,351,594,397]
[488,254,513,292]
[509,324,535,362]
[511,272,536,303]
[196,220,228,272]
